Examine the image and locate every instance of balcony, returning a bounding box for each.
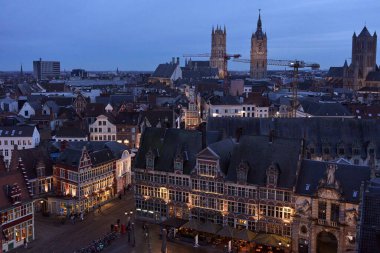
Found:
[317,219,326,225]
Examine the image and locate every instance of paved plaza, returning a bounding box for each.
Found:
[10,193,221,253]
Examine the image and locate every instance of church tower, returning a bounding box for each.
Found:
[352,26,377,89]
[250,11,267,79]
[210,25,227,78]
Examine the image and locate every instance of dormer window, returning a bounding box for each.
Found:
[266,163,280,187]
[174,160,183,173]
[237,161,249,184]
[146,148,155,170]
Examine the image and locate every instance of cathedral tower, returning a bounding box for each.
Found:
[210,25,226,78]
[250,11,267,79]
[352,26,377,89]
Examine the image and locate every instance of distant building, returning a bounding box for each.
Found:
[89,114,117,141]
[33,58,60,81]
[149,58,182,87]
[0,126,40,168]
[210,26,226,78]
[358,178,380,252]
[326,27,379,90]
[71,69,88,79]
[250,11,267,79]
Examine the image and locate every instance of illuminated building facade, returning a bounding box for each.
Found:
[50,145,117,214]
[134,127,371,252]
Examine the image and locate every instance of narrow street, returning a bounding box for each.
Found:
[11,193,221,253]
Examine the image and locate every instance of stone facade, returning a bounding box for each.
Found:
[210,26,226,78]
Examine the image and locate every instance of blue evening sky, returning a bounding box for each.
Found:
[1,0,379,71]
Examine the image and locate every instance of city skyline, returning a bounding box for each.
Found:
[1,0,379,71]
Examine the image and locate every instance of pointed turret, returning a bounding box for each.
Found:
[20,64,23,76]
[254,9,264,39]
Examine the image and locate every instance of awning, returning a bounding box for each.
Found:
[181,220,222,234]
[235,229,256,241]
[161,217,188,229]
[253,233,291,247]
[216,226,238,238]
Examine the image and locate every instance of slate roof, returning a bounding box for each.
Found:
[134,128,202,174]
[84,103,105,117]
[115,112,140,125]
[365,71,380,82]
[208,95,240,105]
[207,117,380,158]
[0,126,36,137]
[12,147,53,179]
[299,100,352,117]
[152,63,178,78]
[54,141,126,169]
[208,138,236,174]
[225,136,302,188]
[326,67,343,78]
[140,110,175,128]
[296,159,370,203]
[55,127,87,138]
[0,170,32,210]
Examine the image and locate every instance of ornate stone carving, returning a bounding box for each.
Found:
[295,199,311,216]
[345,208,358,226]
[317,188,341,200]
[318,163,341,192]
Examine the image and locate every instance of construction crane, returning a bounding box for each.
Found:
[183,53,241,93]
[234,58,320,117]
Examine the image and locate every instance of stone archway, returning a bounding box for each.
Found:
[317,231,338,253]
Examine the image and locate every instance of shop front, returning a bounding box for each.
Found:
[2,216,34,252]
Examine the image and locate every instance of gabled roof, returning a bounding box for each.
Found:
[0,170,32,209]
[152,63,178,78]
[326,67,343,78]
[12,147,53,179]
[296,160,370,203]
[0,125,37,137]
[365,71,380,82]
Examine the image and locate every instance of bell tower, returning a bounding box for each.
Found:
[210,25,227,78]
[351,26,377,89]
[250,10,267,79]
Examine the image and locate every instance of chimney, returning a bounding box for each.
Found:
[176,57,180,65]
[197,122,207,149]
[235,127,243,143]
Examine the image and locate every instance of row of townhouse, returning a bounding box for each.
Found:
[133,128,370,253]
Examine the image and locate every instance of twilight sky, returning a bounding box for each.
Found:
[1,0,379,71]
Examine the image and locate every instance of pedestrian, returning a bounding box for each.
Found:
[111,223,114,232]
[98,205,102,214]
[123,186,126,195]
[80,211,84,221]
[71,214,75,224]
[117,218,120,226]
[118,193,122,200]
[23,238,28,249]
